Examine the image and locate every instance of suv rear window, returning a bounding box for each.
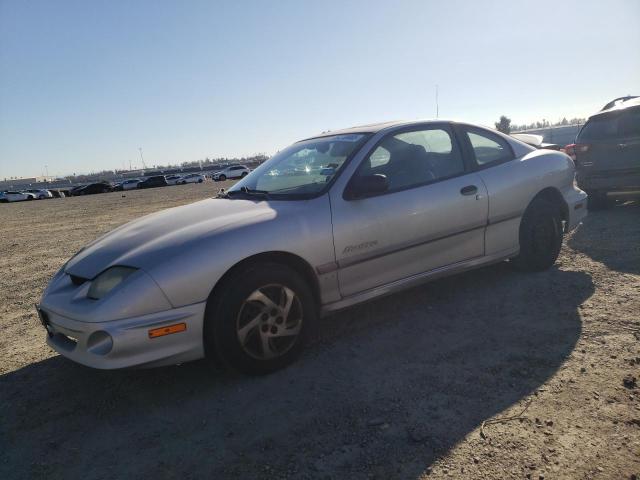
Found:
[579,107,640,141]
[578,115,619,141]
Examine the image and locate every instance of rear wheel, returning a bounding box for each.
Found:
[219,174,227,181]
[204,262,315,375]
[241,171,248,177]
[512,198,563,272]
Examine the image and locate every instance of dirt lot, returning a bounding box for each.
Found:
[0,184,638,479]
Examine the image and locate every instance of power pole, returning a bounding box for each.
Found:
[138,148,147,170]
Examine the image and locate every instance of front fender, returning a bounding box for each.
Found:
[146,195,336,307]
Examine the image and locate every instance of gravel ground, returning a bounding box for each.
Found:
[0,184,638,479]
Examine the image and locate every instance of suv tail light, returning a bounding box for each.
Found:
[568,143,591,166]
[563,144,577,162]
[575,143,591,154]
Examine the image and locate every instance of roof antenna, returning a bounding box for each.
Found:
[435,84,439,119]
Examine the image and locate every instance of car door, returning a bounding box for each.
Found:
[329,124,488,297]
[455,125,523,258]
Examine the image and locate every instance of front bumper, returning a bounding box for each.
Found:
[38,302,207,369]
[565,187,588,232]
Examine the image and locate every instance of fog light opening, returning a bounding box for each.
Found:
[87,331,113,355]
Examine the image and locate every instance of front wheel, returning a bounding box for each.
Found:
[512,198,563,272]
[241,172,248,177]
[204,263,315,375]
[218,174,226,181]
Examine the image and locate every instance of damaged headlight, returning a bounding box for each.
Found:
[88,266,138,300]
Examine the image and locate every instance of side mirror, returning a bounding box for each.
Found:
[345,174,389,200]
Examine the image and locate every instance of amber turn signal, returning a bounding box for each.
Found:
[148,322,186,339]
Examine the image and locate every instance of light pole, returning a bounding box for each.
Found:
[138,147,148,170]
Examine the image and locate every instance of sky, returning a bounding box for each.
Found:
[0,0,639,179]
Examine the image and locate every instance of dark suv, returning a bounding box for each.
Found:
[572,97,640,208]
[137,175,168,189]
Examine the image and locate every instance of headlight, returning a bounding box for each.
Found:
[88,266,137,300]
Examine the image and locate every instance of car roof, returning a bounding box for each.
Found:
[303,119,463,141]
[592,96,640,118]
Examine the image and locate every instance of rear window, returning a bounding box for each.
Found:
[579,108,640,141]
[578,115,619,141]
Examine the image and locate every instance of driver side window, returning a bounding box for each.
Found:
[357,127,464,192]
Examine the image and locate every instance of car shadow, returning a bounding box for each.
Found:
[567,199,639,275]
[0,264,593,479]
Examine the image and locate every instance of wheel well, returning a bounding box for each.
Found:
[529,187,569,231]
[209,251,321,310]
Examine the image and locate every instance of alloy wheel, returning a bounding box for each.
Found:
[236,284,303,360]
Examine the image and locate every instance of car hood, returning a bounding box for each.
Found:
[65,198,276,279]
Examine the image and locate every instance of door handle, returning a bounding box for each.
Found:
[460,185,478,196]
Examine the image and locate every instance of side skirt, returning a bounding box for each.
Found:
[320,248,518,316]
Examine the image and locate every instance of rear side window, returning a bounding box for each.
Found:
[465,128,514,166]
[578,115,619,141]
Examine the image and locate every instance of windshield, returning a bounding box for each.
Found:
[227,133,370,198]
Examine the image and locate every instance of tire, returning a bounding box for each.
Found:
[586,190,613,210]
[204,262,316,375]
[219,174,226,181]
[241,172,248,177]
[26,196,33,201]
[198,179,203,183]
[512,198,563,272]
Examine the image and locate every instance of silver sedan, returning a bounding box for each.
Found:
[37,120,588,374]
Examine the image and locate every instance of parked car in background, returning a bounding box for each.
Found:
[178,173,205,184]
[137,175,168,189]
[165,175,183,186]
[114,179,141,191]
[212,165,250,181]
[0,191,36,202]
[74,182,113,195]
[26,189,54,199]
[68,185,86,196]
[569,96,640,208]
[50,190,66,198]
[37,120,587,375]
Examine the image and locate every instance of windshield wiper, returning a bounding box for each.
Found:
[224,186,271,199]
